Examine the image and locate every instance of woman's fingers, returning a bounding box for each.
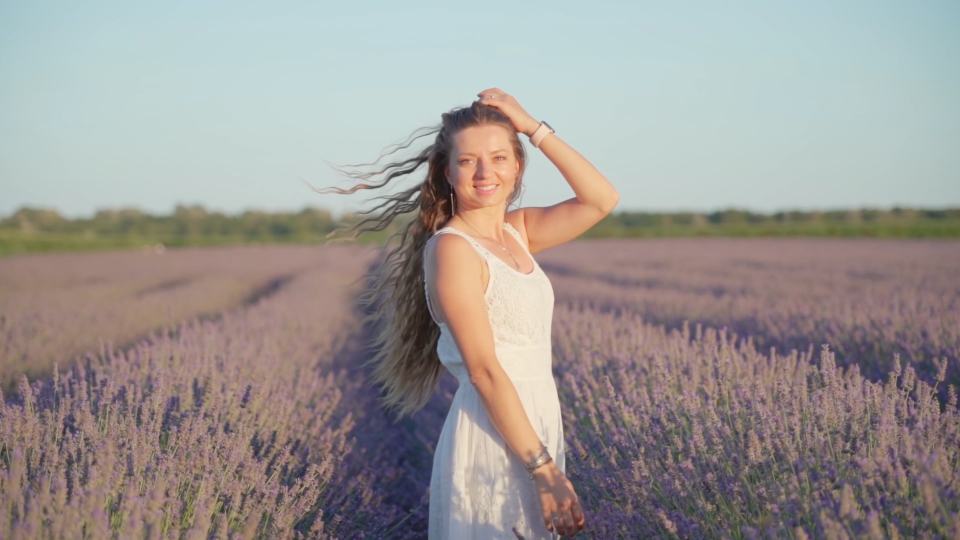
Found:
[554,512,570,536]
[479,93,513,107]
[544,504,577,537]
[477,87,504,98]
[536,471,587,536]
[476,89,539,136]
[544,509,572,536]
[571,499,585,529]
[477,88,515,107]
[542,507,554,532]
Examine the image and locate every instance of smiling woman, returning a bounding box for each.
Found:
[316,88,618,539]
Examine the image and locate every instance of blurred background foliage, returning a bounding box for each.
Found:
[584,207,960,239]
[2,204,958,256]
[0,205,407,256]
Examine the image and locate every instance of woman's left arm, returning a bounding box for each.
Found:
[479,88,620,254]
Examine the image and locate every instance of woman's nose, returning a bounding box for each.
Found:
[475,157,493,179]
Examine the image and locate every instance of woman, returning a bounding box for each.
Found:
[323,88,618,538]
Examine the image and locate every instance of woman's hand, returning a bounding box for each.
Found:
[477,88,541,137]
[531,461,586,537]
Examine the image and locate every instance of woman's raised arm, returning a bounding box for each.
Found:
[479,88,620,254]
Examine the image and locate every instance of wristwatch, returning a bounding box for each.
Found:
[529,121,555,148]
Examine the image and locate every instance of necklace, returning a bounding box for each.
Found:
[458,216,523,270]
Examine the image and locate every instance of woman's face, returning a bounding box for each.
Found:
[447,124,520,212]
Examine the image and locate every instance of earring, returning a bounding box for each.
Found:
[449,187,456,215]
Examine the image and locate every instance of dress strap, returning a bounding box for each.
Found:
[502,222,532,256]
[429,227,496,261]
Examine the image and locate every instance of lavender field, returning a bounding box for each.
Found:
[0,245,349,391]
[2,238,958,539]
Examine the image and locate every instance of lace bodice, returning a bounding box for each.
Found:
[423,221,555,362]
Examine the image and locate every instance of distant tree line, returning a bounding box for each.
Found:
[584,207,960,238]
[1,204,958,256]
[1,205,340,240]
[0,205,402,256]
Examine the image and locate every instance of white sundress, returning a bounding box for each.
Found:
[424,221,565,540]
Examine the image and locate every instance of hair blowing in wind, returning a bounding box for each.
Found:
[314,102,526,418]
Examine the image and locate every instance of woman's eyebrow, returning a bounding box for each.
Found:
[457,149,509,156]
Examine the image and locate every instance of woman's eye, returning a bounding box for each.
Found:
[459,159,472,165]
[494,156,506,161]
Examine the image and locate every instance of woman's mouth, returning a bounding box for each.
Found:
[475,184,498,195]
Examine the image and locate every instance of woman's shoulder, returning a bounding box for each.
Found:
[425,229,487,264]
[423,231,488,290]
[427,226,470,248]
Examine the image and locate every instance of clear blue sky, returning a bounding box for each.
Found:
[1,0,958,219]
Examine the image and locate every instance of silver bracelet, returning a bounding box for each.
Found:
[524,445,552,478]
[527,455,553,479]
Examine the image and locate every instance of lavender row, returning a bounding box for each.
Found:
[0,244,346,390]
[0,250,408,539]
[539,238,960,394]
[553,306,960,538]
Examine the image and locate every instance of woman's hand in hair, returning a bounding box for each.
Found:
[477,88,541,137]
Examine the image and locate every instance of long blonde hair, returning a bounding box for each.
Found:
[318,101,527,418]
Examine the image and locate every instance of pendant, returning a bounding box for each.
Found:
[496,243,521,269]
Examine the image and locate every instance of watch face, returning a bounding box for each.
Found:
[542,121,555,133]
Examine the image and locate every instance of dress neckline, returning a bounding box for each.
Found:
[435,222,538,278]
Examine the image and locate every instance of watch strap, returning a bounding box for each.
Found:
[529,121,554,148]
